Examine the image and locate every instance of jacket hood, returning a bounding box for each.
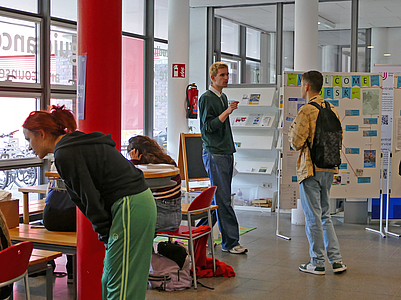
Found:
[55,131,116,151]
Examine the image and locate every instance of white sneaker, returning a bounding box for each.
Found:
[222,245,248,254]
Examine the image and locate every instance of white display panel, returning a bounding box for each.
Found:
[282,71,382,199]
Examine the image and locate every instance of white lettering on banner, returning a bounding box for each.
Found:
[0,31,77,63]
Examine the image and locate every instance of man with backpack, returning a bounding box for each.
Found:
[288,70,347,275]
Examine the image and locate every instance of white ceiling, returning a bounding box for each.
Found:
[190,0,401,32]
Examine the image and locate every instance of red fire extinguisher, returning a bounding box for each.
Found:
[186,83,198,119]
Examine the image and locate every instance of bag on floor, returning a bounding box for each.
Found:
[149,243,191,291]
[157,241,187,269]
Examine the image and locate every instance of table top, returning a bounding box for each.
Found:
[46,166,180,180]
[30,249,62,266]
[18,184,48,194]
[9,224,77,247]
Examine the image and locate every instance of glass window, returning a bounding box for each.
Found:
[283,4,294,72]
[154,41,168,149]
[0,96,37,150]
[318,1,351,72]
[51,0,77,21]
[0,0,37,13]
[246,28,260,60]
[50,26,77,86]
[122,0,144,35]
[221,19,239,55]
[0,16,39,84]
[359,1,401,72]
[121,36,144,149]
[246,60,260,84]
[221,56,240,84]
[155,0,168,40]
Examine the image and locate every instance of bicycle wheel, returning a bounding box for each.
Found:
[15,167,37,187]
[0,170,9,189]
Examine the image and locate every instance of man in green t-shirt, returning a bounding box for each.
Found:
[198,62,248,254]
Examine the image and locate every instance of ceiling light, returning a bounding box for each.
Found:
[384,53,391,57]
[318,15,336,29]
[367,45,374,49]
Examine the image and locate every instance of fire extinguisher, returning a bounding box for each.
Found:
[186,83,198,119]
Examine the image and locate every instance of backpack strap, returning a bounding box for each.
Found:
[305,101,322,177]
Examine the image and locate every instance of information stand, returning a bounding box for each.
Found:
[276,151,291,240]
[365,152,386,238]
[385,152,400,237]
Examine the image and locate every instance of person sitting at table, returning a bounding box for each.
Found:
[22,105,156,300]
[127,135,181,232]
[0,211,12,300]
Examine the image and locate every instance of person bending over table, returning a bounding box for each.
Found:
[127,135,181,232]
[22,105,156,300]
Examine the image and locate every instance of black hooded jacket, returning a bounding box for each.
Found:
[54,131,148,243]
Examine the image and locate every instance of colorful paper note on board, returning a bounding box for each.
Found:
[351,87,360,99]
[287,73,297,86]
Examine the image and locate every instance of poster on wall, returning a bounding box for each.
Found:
[77,55,87,120]
[282,71,382,199]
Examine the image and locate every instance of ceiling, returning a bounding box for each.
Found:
[190,0,401,32]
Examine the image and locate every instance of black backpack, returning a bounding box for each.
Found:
[306,101,342,170]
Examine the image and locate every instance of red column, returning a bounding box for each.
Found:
[77,1,122,299]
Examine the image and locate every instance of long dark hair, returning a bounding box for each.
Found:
[127,135,176,166]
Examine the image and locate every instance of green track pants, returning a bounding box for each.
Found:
[102,189,156,300]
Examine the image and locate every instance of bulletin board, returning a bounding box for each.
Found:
[177,133,209,192]
[390,74,401,197]
[282,71,382,199]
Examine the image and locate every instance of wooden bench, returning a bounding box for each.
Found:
[28,249,63,300]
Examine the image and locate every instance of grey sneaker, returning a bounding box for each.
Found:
[222,245,248,254]
[333,261,347,274]
[299,262,325,275]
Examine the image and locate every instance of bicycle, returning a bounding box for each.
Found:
[0,130,37,189]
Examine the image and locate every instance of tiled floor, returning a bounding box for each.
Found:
[12,209,401,299]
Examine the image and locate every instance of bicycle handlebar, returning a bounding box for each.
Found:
[0,129,19,138]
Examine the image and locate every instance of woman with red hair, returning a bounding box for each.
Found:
[23,105,156,300]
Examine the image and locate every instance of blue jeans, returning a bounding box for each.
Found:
[198,150,240,250]
[299,171,342,267]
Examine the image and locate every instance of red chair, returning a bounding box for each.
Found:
[0,241,34,300]
[156,186,217,289]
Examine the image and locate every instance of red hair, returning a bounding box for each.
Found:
[23,105,77,138]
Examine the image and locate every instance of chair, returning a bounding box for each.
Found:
[0,241,34,300]
[156,186,217,289]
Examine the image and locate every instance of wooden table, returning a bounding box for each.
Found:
[29,249,62,300]
[18,184,48,224]
[9,224,77,253]
[10,224,77,299]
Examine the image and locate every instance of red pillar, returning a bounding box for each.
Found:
[77,1,122,299]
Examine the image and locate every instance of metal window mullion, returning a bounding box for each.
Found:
[276,2,283,80]
[350,0,358,72]
[38,0,51,110]
[239,25,246,83]
[206,7,214,89]
[365,28,371,72]
[144,0,154,137]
